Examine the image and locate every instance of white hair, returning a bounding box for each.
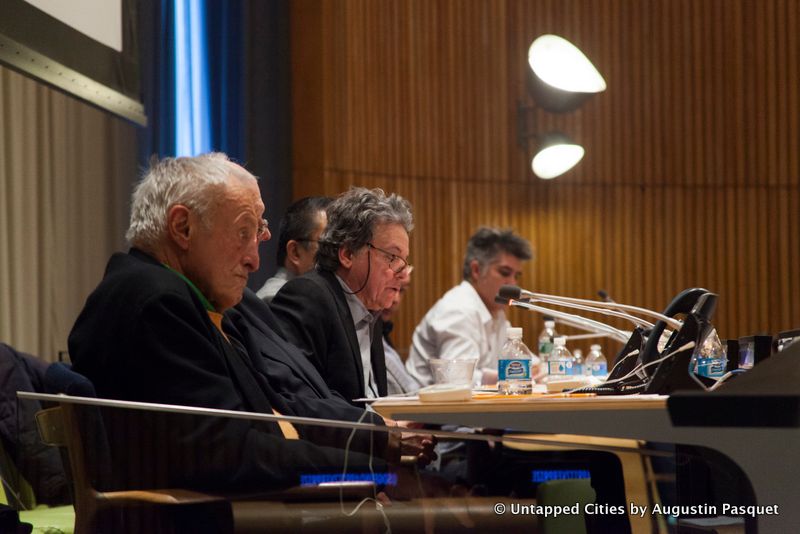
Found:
[126,152,256,249]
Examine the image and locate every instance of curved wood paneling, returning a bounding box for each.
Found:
[292,0,800,358]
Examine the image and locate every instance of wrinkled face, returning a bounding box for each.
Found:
[342,222,410,311]
[293,211,326,275]
[471,251,524,314]
[184,177,269,311]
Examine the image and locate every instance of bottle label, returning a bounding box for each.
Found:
[591,362,608,376]
[547,359,569,376]
[695,357,726,379]
[498,359,531,381]
[538,341,553,355]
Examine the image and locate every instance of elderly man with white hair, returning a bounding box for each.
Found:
[69,153,388,494]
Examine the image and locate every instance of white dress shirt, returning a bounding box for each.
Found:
[406,280,509,386]
[383,337,421,395]
[255,267,293,302]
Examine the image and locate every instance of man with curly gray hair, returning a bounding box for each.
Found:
[272,186,414,403]
[272,186,435,465]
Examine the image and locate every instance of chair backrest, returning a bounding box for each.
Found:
[35,405,93,511]
[38,363,115,532]
[45,363,113,487]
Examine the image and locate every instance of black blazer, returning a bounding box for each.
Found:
[224,288,388,454]
[271,268,388,404]
[69,249,384,492]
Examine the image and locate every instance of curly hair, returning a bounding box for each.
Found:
[317,187,413,272]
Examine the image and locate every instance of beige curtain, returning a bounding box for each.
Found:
[0,64,138,360]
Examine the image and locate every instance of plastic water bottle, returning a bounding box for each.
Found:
[691,329,727,379]
[572,348,584,376]
[538,319,558,364]
[584,344,608,376]
[498,327,537,394]
[548,336,578,377]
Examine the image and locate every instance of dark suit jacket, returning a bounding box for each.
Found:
[271,269,388,404]
[224,289,388,454]
[69,249,385,492]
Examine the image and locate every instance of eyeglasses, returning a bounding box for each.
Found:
[239,218,270,246]
[256,218,270,241]
[368,243,412,275]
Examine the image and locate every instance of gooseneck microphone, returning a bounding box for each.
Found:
[496,294,631,343]
[500,286,656,329]
[498,285,523,300]
[499,285,682,330]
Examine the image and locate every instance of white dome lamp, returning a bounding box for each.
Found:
[531,132,585,179]
[528,34,606,113]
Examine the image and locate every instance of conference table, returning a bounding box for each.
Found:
[372,393,798,532]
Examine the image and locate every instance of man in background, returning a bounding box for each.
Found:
[406,227,533,387]
[381,278,421,396]
[255,196,331,302]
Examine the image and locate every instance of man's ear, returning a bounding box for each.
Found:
[338,246,354,269]
[470,259,482,282]
[167,205,192,250]
[285,240,301,269]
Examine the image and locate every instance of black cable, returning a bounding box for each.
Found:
[342,246,372,295]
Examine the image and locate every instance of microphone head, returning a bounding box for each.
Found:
[498,285,522,300]
[494,295,509,305]
[597,289,612,302]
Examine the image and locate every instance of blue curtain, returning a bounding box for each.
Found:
[138,0,245,162]
[137,0,291,285]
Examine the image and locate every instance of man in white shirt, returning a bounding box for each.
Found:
[406,227,533,386]
[255,196,331,302]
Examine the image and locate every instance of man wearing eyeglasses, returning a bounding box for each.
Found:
[271,187,414,404]
[68,154,391,493]
[405,227,533,387]
[255,196,331,302]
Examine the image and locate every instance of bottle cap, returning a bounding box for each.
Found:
[590,344,601,351]
[544,320,555,328]
[507,327,523,338]
[554,336,567,346]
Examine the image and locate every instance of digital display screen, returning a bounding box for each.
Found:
[299,472,397,487]
[531,469,591,483]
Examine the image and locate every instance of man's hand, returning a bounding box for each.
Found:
[384,418,437,466]
[398,431,437,466]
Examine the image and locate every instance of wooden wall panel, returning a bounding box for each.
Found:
[291,0,800,359]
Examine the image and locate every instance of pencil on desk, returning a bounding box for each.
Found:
[472,392,597,400]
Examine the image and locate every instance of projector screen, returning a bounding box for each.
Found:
[0,0,145,125]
